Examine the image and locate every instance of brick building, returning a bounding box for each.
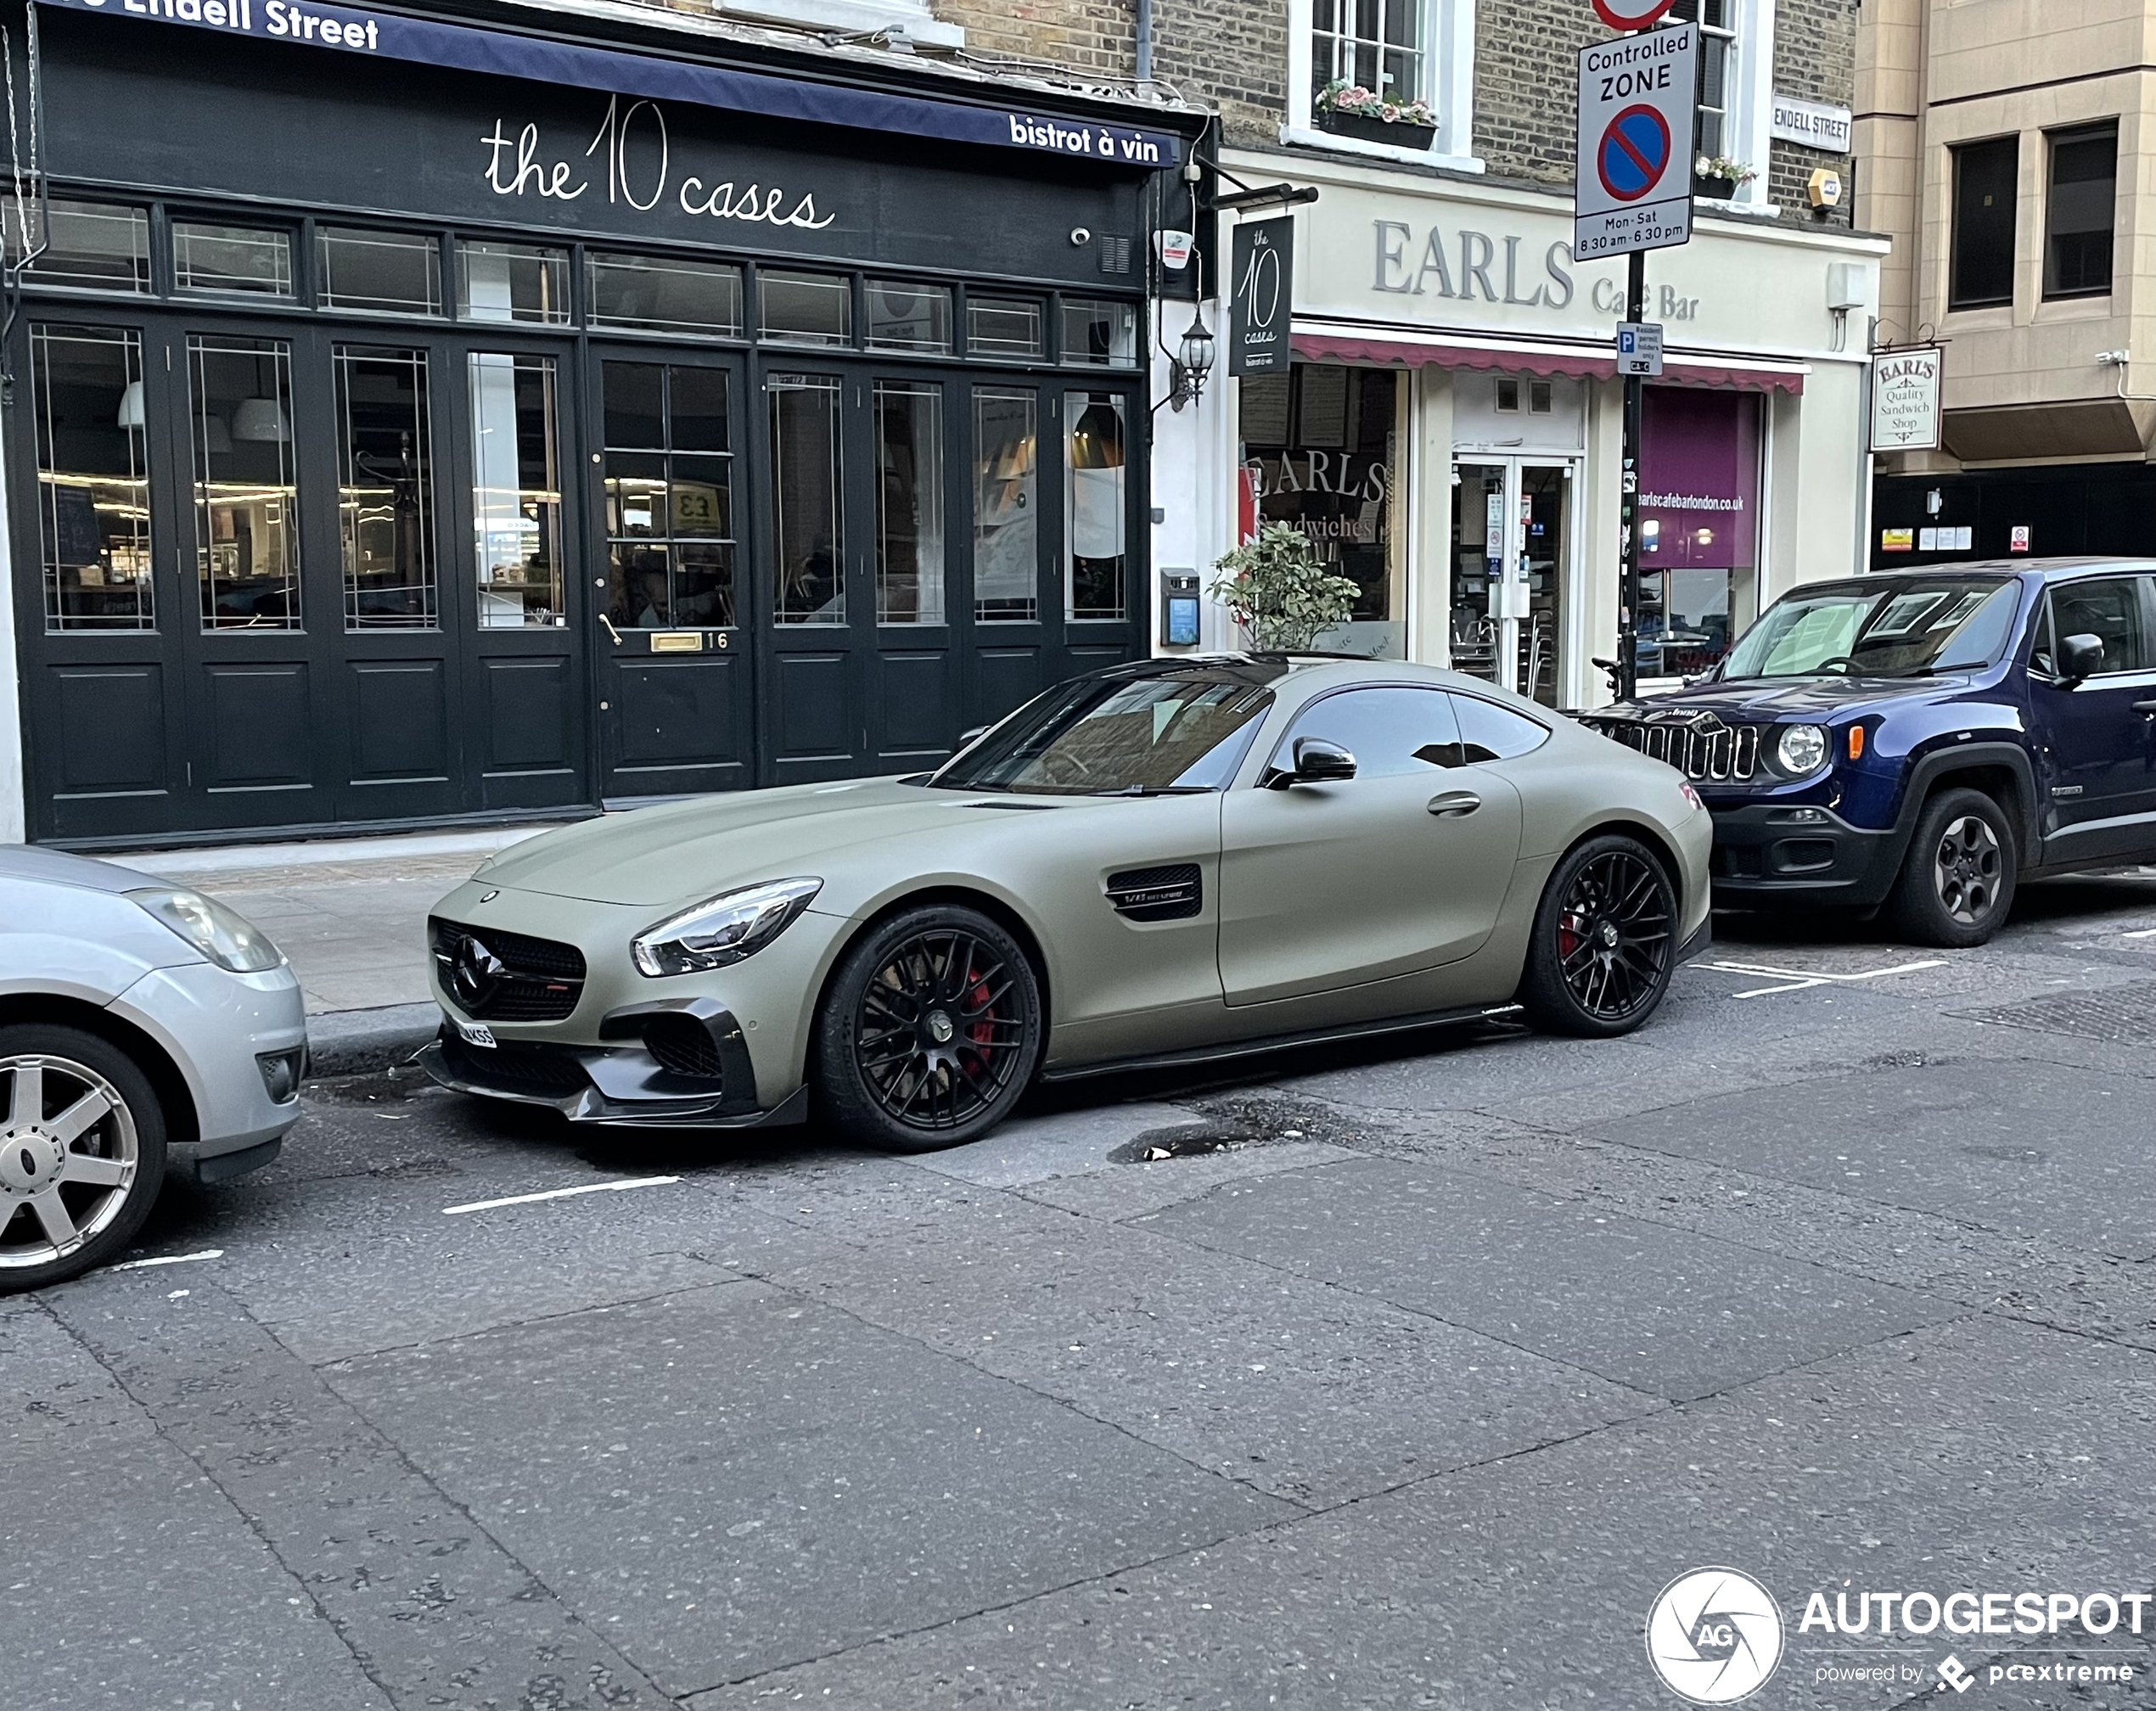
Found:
[929,0,1885,706]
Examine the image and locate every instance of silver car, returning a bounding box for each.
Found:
[1,847,306,1292]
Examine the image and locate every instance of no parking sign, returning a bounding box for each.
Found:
[1573,23,1698,260]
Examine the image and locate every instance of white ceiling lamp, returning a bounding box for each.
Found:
[116,380,145,429]
[231,396,289,442]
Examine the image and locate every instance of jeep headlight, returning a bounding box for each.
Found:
[1777,723,1829,776]
[632,878,823,978]
[128,887,285,973]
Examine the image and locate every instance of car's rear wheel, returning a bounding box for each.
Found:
[1884,787,2017,948]
[1518,834,1678,1037]
[813,905,1044,1153]
[0,1025,166,1293]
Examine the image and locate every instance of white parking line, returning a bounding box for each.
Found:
[441,1176,682,1216]
[110,1248,224,1271]
[1704,958,1949,1001]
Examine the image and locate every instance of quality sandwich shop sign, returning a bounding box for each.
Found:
[1872,348,1944,453]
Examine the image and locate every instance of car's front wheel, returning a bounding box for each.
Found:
[1,1025,167,1293]
[1884,787,2017,948]
[1518,834,1679,1038]
[812,904,1044,1153]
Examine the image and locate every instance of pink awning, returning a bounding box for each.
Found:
[1288,327,1806,394]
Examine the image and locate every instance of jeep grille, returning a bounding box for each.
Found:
[1581,717,1761,783]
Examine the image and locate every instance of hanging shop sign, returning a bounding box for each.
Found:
[1870,347,1945,453]
[1230,216,1294,378]
[36,0,1182,168]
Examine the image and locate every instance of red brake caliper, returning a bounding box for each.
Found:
[964,968,997,1065]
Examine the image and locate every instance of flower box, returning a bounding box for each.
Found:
[1319,108,1435,150]
[1694,173,1739,201]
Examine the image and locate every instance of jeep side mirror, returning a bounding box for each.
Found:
[2058,632,2106,684]
[1289,737,1357,785]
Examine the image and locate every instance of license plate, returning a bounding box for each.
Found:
[456,1019,497,1049]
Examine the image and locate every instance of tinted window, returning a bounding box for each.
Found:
[1951,137,2018,311]
[2045,123,2116,300]
[2050,578,2149,674]
[1451,694,1551,761]
[1276,687,1462,779]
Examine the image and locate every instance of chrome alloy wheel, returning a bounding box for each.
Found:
[1554,850,1673,1023]
[854,928,1030,1133]
[1931,814,2003,928]
[0,1055,140,1273]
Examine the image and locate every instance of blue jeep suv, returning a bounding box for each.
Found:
[1579,558,2156,947]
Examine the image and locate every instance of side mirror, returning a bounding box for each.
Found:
[2058,632,2106,685]
[1289,736,1357,784]
[956,724,991,750]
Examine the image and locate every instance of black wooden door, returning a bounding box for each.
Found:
[589,350,754,802]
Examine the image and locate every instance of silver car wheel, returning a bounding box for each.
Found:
[0,1054,141,1272]
[1931,814,2002,927]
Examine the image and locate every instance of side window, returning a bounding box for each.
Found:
[2052,578,2150,674]
[1275,687,1462,779]
[1450,693,1552,762]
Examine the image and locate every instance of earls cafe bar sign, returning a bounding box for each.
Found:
[39,0,1184,167]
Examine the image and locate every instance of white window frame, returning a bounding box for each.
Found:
[1284,0,1480,175]
[1681,0,1777,216]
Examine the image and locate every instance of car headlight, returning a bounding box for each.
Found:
[127,887,285,973]
[632,878,823,978]
[1777,723,1829,776]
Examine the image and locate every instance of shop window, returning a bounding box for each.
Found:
[866,281,952,355]
[2044,123,2117,300]
[189,335,300,630]
[1065,392,1126,621]
[761,272,852,347]
[874,382,946,624]
[31,324,154,631]
[335,345,436,630]
[5,199,150,294]
[589,252,744,337]
[318,228,443,317]
[973,387,1038,622]
[770,374,845,623]
[603,362,735,631]
[1060,299,1138,369]
[967,297,1044,360]
[1238,363,1404,658]
[1950,136,2018,311]
[456,240,570,325]
[1637,386,1760,680]
[173,222,293,298]
[469,352,564,627]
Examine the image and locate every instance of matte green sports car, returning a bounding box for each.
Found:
[423,656,1712,1151]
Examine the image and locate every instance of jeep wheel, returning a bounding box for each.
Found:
[1884,787,2017,948]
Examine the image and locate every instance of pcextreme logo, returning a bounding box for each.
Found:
[1646,1568,1787,1703]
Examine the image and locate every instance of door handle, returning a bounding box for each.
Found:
[598,613,622,645]
[1427,790,1482,817]
[2132,700,2156,714]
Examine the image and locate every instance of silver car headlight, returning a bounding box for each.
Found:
[127,887,285,973]
[1777,723,1829,776]
[632,878,823,979]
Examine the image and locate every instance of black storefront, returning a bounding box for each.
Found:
[6,0,1193,844]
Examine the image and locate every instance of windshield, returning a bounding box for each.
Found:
[1721,578,2022,680]
[929,667,1281,794]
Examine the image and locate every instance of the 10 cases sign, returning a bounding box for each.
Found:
[1230,216,1294,378]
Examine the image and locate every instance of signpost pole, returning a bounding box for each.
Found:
[1619,246,1645,701]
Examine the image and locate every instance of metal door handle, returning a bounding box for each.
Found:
[1427,791,1482,817]
[2133,700,2156,714]
[598,614,622,645]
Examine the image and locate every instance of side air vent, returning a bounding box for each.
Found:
[1105,863,1202,922]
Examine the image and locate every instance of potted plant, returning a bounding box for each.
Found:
[1316,80,1438,151]
[1209,523,1364,652]
[1694,154,1756,200]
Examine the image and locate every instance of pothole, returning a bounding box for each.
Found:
[1109,1125,1260,1164]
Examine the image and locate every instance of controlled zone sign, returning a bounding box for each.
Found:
[1574,23,1698,261]
[1592,0,1676,27]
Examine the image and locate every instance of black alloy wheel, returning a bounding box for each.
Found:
[814,904,1043,1153]
[1519,834,1678,1037]
[1885,786,2018,949]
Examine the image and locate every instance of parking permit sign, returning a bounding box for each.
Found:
[1574,24,1698,260]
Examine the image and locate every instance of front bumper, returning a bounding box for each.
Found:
[1706,803,1904,908]
[420,1003,808,1130]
